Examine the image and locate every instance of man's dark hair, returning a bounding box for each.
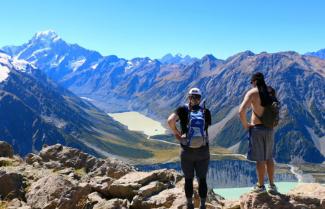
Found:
[251,72,272,106]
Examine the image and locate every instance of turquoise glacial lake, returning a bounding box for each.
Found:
[213,182,299,200]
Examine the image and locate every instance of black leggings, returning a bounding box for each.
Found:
[185,177,208,198]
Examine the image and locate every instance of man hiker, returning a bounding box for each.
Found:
[167,88,211,209]
[239,72,279,193]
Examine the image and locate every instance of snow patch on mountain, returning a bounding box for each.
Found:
[125,61,134,72]
[0,52,11,66]
[41,115,67,129]
[12,58,35,72]
[15,44,31,59]
[50,56,65,67]
[30,47,51,58]
[0,65,10,82]
[90,63,98,70]
[0,51,35,75]
[71,58,86,72]
[81,97,95,102]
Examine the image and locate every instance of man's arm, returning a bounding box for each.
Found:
[167,113,182,141]
[239,90,253,130]
[205,109,212,128]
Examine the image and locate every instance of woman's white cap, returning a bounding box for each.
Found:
[188,88,202,96]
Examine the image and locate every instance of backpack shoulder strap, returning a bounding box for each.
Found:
[201,100,206,112]
[253,110,262,120]
[185,104,191,128]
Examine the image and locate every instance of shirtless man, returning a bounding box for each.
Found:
[239,72,277,193]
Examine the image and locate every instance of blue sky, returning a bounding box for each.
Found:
[1,0,325,59]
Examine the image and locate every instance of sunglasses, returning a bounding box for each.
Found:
[189,95,201,100]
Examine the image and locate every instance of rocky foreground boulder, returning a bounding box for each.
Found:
[236,184,325,209]
[0,141,14,158]
[0,141,324,209]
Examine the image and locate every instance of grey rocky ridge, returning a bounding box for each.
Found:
[0,141,324,209]
[2,31,324,164]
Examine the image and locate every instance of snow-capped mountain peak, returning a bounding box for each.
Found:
[32,30,61,43]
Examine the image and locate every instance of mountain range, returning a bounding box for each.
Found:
[0,49,180,161]
[305,48,325,60]
[2,30,325,164]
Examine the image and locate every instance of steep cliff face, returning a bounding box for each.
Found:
[136,160,297,188]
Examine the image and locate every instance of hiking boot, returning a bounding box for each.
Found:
[268,183,279,194]
[251,184,266,193]
[186,203,194,209]
[199,205,206,209]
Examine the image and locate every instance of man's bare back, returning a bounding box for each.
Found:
[239,87,264,128]
[248,87,264,125]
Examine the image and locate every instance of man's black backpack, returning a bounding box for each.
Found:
[254,96,280,129]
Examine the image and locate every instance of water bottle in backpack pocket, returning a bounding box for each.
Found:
[182,106,208,148]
